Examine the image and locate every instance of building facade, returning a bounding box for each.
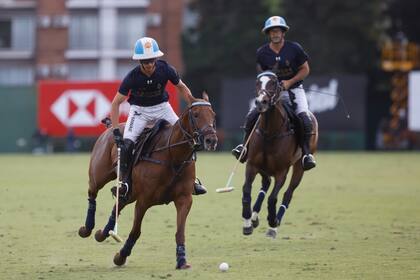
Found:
[0,0,185,85]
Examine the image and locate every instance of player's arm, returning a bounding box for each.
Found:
[175,80,194,104]
[110,92,127,129]
[282,61,310,90]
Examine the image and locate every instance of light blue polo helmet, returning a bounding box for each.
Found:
[262,16,289,33]
[132,37,164,60]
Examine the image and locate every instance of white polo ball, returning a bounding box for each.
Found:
[219,262,229,272]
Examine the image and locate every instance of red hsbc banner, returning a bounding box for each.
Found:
[38,81,179,137]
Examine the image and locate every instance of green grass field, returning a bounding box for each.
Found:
[0,152,419,280]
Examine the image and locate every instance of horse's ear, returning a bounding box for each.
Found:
[202,91,209,102]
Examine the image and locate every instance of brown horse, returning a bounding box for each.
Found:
[78,93,217,269]
[241,71,318,238]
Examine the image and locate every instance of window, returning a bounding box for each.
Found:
[0,16,34,50]
[0,20,12,48]
[69,12,98,50]
[13,16,35,50]
[117,10,147,50]
[68,61,98,80]
[0,63,33,85]
[117,60,136,79]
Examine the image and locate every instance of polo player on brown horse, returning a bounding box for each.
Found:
[241,71,318,238]
[78,92,217,269]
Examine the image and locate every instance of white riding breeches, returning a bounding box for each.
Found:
[280,85,309,115]
[123,102,179,142]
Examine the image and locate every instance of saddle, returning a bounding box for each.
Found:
[102,117,170,168]
[106,118,170,200]
[132,119,170,167]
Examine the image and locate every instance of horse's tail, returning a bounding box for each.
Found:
[101,117,112,128]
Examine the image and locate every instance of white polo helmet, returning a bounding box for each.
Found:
[132,37,164,60]
[262,16,289,33]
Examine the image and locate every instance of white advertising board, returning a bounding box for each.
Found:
[408,71,420,131]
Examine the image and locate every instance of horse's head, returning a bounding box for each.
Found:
[255,71,283,113]
[180,92,218,151]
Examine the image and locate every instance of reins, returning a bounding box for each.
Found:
[256,104,294,141]
[151,101,213,154]
[139,101,214,180]
[256,73,294,141]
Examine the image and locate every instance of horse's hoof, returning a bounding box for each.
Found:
[251,217,259,228]
[176,263,191,270]
[94,230,106,242]
[243,226,253,235]
[265,228,277,239]
[176,259,191,270]
[78,226,92,238]
[113,252,126,266]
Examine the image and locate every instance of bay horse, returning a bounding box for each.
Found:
[242,71,318,238]
[78,93,217,269]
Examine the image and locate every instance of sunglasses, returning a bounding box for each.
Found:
[140,59,156,65]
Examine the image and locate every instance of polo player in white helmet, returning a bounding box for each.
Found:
[232,16,316,171]
[110,37,207,197]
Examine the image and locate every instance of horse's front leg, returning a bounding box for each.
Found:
[94,199,129,242]
[78,185,98,238]
[79,175,112,238]
[266,169,288,239]
[113,201,147,266]
[251,173,271,228]
[79,141,117,238]
[242,164,258,235]
[276,162,304,228]
[174,194,193,269]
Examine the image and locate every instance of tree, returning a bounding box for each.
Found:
[386,0,420,43]
[182,0,273,99]
[282,0,387,74]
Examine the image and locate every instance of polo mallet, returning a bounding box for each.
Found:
[216,115,261,193]
[109,146,123,243]
[304,87,351,119]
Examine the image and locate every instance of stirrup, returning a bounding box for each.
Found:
[231,144,247,163]
[232,144,243,154]
[111,182,130,199]
[192,178,207,195]
[302,154,316,171]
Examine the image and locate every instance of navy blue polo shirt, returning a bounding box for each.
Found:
[257,41,308,88]
[118,60,180,106]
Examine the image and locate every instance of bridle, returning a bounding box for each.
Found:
[256,71,283,106]
[152,101,216,153]
[255,71,291,139]
[178,101,216,150]
[133,100,216,188]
